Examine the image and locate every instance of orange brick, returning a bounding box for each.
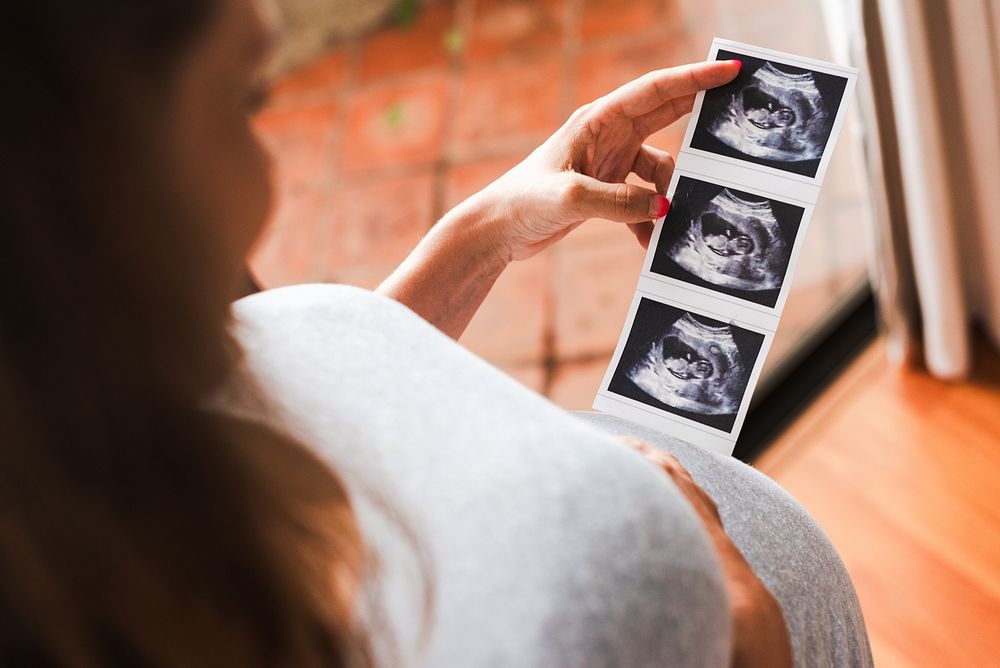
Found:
[326,264,395,291]
[549,357,611,410]
[250,187,333,287]
[576,32,698,101]
[453,55,564,159]
[459,250,551,365]
[256,101,340,192]
[561,217,644,250]
[466,0,565,63]
[572,36,696,154]
[552,240,644,358]
[325,170,437,275]
[497,361,548,394]
[358,3,457,83]
[579,0,682,43]
[677,0,721,25]
[341,75,449,175]
[268,48,350,109]
[252,99,343,289]
[442,153,527,210]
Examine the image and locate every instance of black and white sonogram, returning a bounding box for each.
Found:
[649,177,804,307]
[608,299,765,432]
[690,50,848,177]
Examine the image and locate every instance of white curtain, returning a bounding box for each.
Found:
[844,0,1000,378]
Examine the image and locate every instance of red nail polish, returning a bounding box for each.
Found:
[650,194,669,218]
[731,59,743,70]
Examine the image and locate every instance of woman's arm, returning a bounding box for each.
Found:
[374,196,509,340]
[376,60,741,338]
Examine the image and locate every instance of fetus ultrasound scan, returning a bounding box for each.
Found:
[690,50,849,177]
[608,298,765,432]
[649,177,805,307]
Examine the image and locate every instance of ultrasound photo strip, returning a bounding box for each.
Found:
[593,39,858,455]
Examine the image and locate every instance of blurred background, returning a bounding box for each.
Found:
[250,0,1000,665]
[250,0,871,408]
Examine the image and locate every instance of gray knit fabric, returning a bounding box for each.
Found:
[224,284,872,668]
[576,413,874,668]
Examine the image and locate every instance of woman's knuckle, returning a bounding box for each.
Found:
[663,460,683,477]
[570,103,592,121]
[614,187,631,217]
[559,179,586,206]
[702,490,718,510]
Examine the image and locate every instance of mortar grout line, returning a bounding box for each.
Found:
[427,0,474,226]
[539,0,585,396]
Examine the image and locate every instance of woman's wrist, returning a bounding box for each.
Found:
[436,190,514,270]
[376,194,511,339]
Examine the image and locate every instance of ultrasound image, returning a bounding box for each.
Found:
[690,50,848,177]
[649,177,804,307]
[608,299,765,432]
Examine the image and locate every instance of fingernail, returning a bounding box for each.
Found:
[649,195,669,218]
[730,59,743,70]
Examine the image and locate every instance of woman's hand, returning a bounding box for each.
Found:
[378,60,739,339]
[618,437,794,668]
[461,59,741,261]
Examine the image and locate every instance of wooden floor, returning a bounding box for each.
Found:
[757,337,1000,667]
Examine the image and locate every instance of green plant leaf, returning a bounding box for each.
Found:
[383,101,406,129]
[443,27,464,56]
[393,0,420,27]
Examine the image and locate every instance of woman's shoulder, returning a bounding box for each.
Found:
[233,283,421,333]
[230,283,455,381]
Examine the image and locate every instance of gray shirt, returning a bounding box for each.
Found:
[222,284,873,667]
[224,284,730,667]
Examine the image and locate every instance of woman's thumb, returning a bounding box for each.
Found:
[563,173,669,224]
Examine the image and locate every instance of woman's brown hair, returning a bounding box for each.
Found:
[0,2,371,665]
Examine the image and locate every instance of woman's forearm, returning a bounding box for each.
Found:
[376,197,510,339]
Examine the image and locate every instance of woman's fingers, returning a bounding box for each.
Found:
[624,145,674,249]
[595,60,741,120]
[616,435,792,665]
[617,436,724,524]
[633,92,697,137]
[632,144,675,194]
[617,435,651,452]
[563,173,666,224]
[474,62,738,261]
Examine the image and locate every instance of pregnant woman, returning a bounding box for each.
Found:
[0,0,871,666]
